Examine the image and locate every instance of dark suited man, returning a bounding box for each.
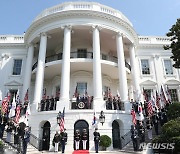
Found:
[93,128,100,153]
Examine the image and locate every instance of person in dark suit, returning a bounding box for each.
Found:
[50,96,55,110]
[131,125,140,151]
[60,128,67,154]
[93,128,100,153]
[22,127,30,154]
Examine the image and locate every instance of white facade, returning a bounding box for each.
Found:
[0,2,180,151]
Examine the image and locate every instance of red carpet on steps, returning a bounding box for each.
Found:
[72,150,90,154]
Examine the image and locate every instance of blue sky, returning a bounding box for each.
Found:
[0,0,179,36]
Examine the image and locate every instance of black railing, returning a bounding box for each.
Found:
[120,130,131,149]
[29,133,43,151]
[32,51,131,71]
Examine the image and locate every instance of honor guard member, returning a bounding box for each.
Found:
[93,128,100,153]
[146,117,153,140]
[60,128,67,154]
[74,130,81,150]
[138,121,145,143]
[53,131,60,152]
[82,129,88,150]
[152,112,159,135]
[131,125,140,151]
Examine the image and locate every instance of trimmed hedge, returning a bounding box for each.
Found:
[99,135,111,150]
[167,103,180,120]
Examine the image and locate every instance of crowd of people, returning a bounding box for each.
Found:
[130,100,169,151]
[0,112,30,154]
[40,96,58,111]
[104,96,124,110]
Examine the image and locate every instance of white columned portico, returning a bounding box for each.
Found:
[58,26,71,111]
[92,26,104,111]
[129,45,141,101]
[33,33,47,111]
[116,33,130,112]
[22,44,34,100]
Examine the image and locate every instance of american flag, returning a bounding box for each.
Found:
[147,100,153,116]
[59,107,65,132]
[1,97,9,114]
[156,91,161,109]
[160,85,168,105]
[166,85,171,103]
[143,88,148,102]
[15,105,21,123]
[24,89,29,102]
[74,86,78,97]
[131,108,136,125]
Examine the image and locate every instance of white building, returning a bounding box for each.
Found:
[0,1,180,152]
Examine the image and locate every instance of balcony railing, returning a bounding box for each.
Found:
[32,51,131,71]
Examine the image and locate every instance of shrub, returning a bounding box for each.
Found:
[167,103,180,120]
[0,140,4,149]
[170,136,180,153]
[99,135,111,150]
[161,119,180,138]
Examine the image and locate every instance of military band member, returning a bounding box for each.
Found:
[82,129,88,150]
[74,129,81,150]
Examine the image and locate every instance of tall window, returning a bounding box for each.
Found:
[141,59,150,74]
[164,60,173,75]
[169,89,178,102]
[77,49,87,58]
[77,82,87,95]
[12,59,22,75]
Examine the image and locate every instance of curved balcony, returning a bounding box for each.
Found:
[32,51,131,71]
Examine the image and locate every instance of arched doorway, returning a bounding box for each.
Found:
[42,121,51,151]
[112,120,121,149]
[74,120,89,150]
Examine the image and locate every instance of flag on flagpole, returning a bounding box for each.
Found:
[131,108,136,125]
[24,89,29,102]
[1,96,8,114]
[24,103,31,126]
[9,95,16,118]
[156,91,161,110]
[92,111,97,127]
[160,85,168,106]
[147,100,153,116]
[59,107,65,132]
[74,86,78,97]
[15,105,21,123]
[166,85,172,104]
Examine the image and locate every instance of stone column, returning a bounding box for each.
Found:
[93,26,103,100]
[129,45,141,101]
[22,44,34,100]
[116,33,128,102]
[33,33,47,111]
[58,26,71,110]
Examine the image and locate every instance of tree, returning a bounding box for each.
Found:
[164,18,180,68]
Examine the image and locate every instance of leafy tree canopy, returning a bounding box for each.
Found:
[164,18,180,68]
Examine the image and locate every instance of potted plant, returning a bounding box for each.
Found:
[99,135,111,151]
[0,140,4,153]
